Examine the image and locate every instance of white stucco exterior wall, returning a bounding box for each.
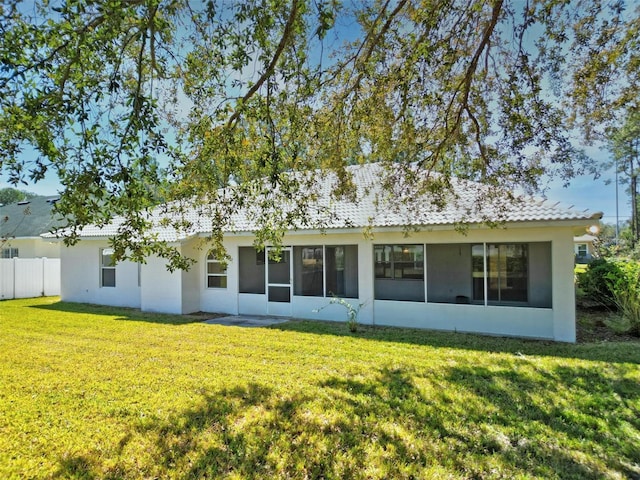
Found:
[224,225,574,341]
[181,240,202,314]
[3,237,61,258]
[140,248,183,314]
[551,229,577,342]
[60,240,140,308]
[58,222,580,342]
[200,237,241,315]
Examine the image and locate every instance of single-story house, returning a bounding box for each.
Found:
[47,163,601,342]
[1,196,62,258]
[573,234,597,263]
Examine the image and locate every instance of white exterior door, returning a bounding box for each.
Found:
[266,247,292,316]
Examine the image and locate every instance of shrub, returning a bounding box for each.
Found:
[605,260,640,337]
[577,258,621,308]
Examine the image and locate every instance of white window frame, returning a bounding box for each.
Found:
[1,247,19,258]
[577,244,588,257]
[100,248,116,288]
[206,252,227,289]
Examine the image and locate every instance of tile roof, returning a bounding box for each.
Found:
[45,163,602,242]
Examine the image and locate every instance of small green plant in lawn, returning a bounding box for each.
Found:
[606,260,640,336]
[313,297,364,332]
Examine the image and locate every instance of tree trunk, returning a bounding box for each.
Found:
[636,140,640,246]
[632,153,638,247]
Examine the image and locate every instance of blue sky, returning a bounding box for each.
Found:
[545,143,629,226]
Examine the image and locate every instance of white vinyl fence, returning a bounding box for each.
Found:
[0,258,61,300]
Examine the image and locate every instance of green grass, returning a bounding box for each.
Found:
[575,263,588,275]
[1,297,639,479]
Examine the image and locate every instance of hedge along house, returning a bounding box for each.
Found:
[48,163,601,342]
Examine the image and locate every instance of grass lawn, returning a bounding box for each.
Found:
[1,297,639,479]
[574,264,589,276]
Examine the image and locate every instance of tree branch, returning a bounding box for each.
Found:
[226,0,301,130]
[342,0,409,99]
[0,0,147,90]
[116,20,149,164]
[0,14,106,90]
[424,0,503,171]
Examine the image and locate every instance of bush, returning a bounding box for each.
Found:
[605,260,640,337]
[577,258,621,308]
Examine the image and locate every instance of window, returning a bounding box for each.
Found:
[1,247,19,258]
[577,244,588,258]
[426,244,473,304]
[473,244,528,304]
[325,245,358,298]
[374,245,424,279]
[472,244,486,301]
[100,248,116,287]
[291,245,359,298]
[294,246,323,296]
[206,252,227,288]
[239,247,266,294]
[374,244,424,301]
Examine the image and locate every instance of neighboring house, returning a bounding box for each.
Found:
[0,196,62,258]
[1,196,63,299]
[48,164,601,342]
[573,234,597,263]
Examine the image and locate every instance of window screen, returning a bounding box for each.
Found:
[239,247,265,294]
[374,244,424,302]
[294,246,323,296]
[326,245,358,298]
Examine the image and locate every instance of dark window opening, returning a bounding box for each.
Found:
[294,246,323,296]
[473,243,529,305]
[326,245,359,298]
[374,244,424,302]
[100,248,116,287]
[239,247,265,294]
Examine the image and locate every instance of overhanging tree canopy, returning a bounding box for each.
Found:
[1,0,638,269]
[607,108,640,245]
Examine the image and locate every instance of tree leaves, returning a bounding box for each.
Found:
[0,0,638,269]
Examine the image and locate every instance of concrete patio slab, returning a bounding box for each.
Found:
[202,315,291,327]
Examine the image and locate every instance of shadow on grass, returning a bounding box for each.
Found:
[29,301,206,325]
[272,319,640,365]
[444,363,640,479]
[55,455,97,480]
[54,367,640,479]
